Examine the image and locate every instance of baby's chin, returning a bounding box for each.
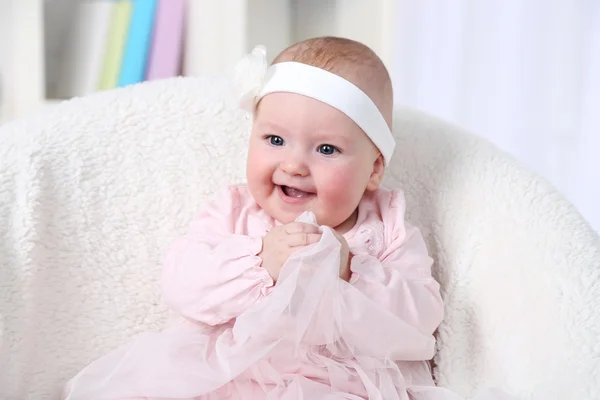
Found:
[273,210,351,230]
[272,209,312,225]
[263,205,315,225]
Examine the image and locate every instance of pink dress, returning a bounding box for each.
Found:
[63,185,509,400]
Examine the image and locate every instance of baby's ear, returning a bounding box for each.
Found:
[366,154,385,191]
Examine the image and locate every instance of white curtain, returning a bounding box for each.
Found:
[392,0,600,231]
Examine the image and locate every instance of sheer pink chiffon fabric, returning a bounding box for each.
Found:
[63,186,515,400]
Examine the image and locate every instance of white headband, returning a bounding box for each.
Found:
[233,46,395,164]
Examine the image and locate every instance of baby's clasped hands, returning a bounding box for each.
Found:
[259,222,321,281]
[258,221,351,282]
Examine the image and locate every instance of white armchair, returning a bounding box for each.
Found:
[1,77,599,399]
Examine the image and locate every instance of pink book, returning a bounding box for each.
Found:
[146,0,186,80]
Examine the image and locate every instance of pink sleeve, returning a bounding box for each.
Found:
[350,191,444,336]
[161,187,274,326]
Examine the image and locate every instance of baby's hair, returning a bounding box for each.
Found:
[273,36,393,128]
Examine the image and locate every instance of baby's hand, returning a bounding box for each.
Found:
[259,222,321,282]
[332,230,351,282]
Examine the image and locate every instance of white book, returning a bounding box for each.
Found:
[220,0,248,72]
[0,0,45,122]
[55,1,112,98]
[183,0,222,76]
[247,0,291,64]
[183,0,293,77]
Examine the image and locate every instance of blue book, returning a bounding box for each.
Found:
[118,0,158,86]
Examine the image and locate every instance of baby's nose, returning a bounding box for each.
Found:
[280,158,309,177]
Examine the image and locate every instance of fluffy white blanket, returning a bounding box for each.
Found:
[0,77,599,400]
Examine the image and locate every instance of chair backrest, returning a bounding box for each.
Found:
[1,77,599,400]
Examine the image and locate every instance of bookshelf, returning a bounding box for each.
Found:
[0,0,396,124]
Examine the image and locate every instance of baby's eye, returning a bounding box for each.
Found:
[317,144,339,155]
[267,135,284,146]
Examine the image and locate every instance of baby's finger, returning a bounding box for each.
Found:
[287,232,322,247]
[285,222,320,235]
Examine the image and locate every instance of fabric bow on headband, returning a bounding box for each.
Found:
[232,45,268,113]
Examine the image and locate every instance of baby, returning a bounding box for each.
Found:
[63,37,512,400]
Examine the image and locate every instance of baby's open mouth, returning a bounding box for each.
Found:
[280,185,314,198]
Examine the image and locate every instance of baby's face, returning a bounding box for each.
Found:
[247,92,383,231]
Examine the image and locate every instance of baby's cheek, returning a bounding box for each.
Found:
[247,148,272,181]
[319,169,357,202]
